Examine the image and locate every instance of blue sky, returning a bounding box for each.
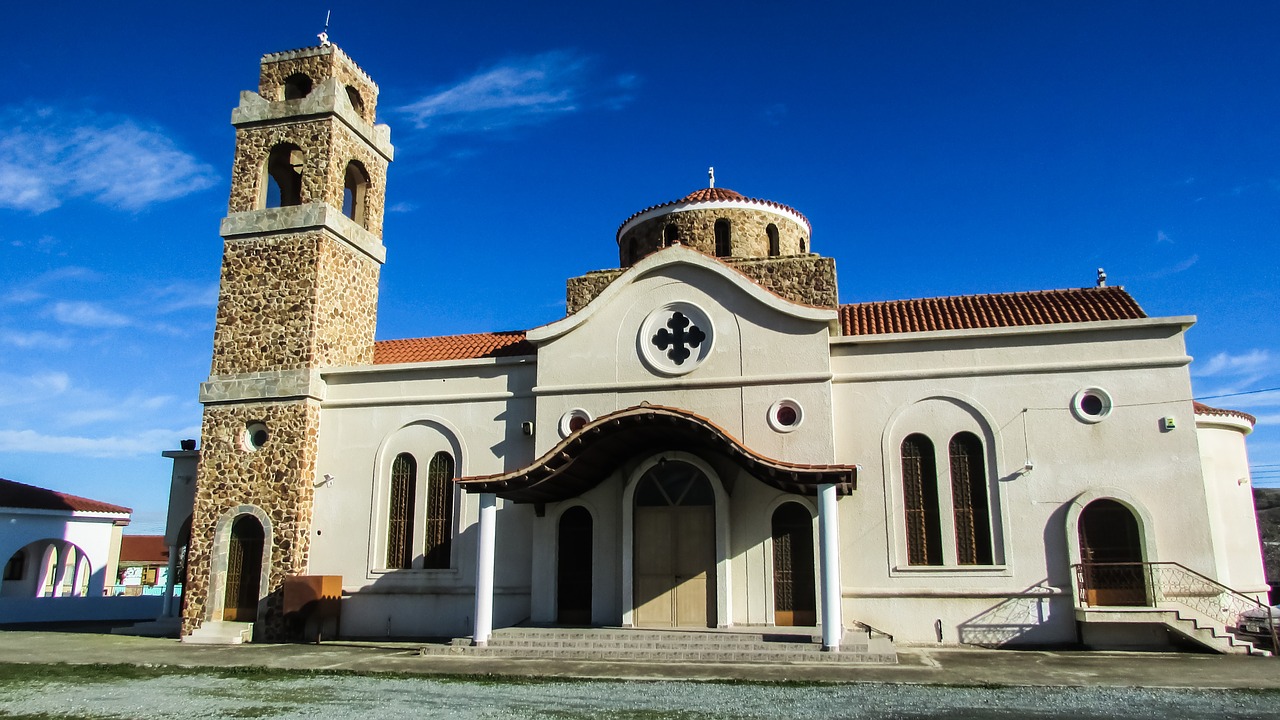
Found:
[2,1,1279,532]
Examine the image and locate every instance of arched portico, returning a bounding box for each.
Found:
[457,404,856,646]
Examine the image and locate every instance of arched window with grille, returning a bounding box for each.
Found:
[767,224,780,256]
[949,432,993,565]
[902,434,942,566]
[714,219,731,257]
[425,451,455,569]
[385,453,416,569]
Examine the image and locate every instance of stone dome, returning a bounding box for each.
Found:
[616,187,812,267]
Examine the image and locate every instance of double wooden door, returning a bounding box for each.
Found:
[633,461,715,628]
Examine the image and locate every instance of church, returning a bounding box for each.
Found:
[174,41,1269,653]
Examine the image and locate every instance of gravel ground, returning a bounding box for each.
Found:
[1,671,1278,720]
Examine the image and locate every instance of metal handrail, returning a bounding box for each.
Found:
[1073,561,1277,653]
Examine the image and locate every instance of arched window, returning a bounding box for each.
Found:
[385,453,416,569]
[264,143,304,208]
[714,219,731,257]
[345,86,365,115]
[902,434,942,566]
[342,160,369,225]
[799,237,808,253]
[663,224,679,247]
[949,432,993,565]
[283,73,313,100]
[767,224,780,256]
[425,451,455,569]
[2,550,24,582]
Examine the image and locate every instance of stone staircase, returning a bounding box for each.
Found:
[417,626,897,664]
[1077,608,1271,656]
[180,620,254,645]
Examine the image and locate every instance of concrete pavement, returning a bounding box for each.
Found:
[0,631,1276,689]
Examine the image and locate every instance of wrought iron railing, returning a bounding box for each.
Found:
[1073,562,1277,653]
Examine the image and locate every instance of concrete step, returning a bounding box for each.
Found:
[112,617,181,638]
[181,620,253,645]
[1077,607,1271,657]
[422,627,897,664]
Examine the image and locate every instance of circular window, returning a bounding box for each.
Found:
[767,399,804,433]
[639,302,714,376]
[1071,388,1113,423]
[558,409,593,438]
[243,421,269,451]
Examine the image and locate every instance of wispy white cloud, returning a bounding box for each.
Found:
[400,51,635,137]
[48,300,131,328]
[1194,349,1274,378]
[148,282,219,314]
[0,426,200,459]
[1156,230,1173,244]
[0,329,73,349]
[0,371,71,406]
[0,105,217,213]
[1143,254,1199,279]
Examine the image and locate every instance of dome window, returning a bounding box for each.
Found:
[767,224,780,256]
[714,219,731,257]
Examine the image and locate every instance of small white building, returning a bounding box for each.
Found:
[177,43,1269,653]
[0,478,130,602]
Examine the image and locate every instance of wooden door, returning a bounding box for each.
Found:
[772,503,817,626]
[223,515,264,622]
[557,506,593,625]
[1079,499,1147,607]
[673,506,714,627]
[633,461,715,628]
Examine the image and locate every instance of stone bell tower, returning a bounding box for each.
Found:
[182,43,393,640]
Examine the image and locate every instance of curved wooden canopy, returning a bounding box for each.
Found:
[455,405,856,503]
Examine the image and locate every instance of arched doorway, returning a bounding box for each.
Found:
[223,515,265,622]
[772,503,817,626]
[633,460,715,628]
[1078,499,1148,607]
[557,506,593,624]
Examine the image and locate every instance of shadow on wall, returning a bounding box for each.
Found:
[956,583,1072,647]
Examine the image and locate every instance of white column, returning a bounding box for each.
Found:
[51,544,73,598]
[161,545,179,617]
[472,493,498,646]
[817,483,843,651]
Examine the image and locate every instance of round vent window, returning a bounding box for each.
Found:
[243,421,269,451]
[768,399,803,433]
[559,409,593,438]
[1071,388,1113,424]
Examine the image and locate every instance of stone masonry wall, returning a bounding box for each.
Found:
[619,207,809,266]
[259,46,379,124]
[566,254,838,314]
[227,121,388,237]
[182,400,320,639]
[210,232,379,376]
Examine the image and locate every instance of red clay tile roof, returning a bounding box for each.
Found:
[680,187,746,202]
[0,478,132,515]
[618,186,811,236]
[1193,402,1256,425]
[119,535,169,564]
[373,331,534,364]
[839,286,1147,336]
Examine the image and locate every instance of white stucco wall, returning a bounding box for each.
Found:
[829,316,1215,644]
[0,509,128,599]
[1195,413,1268,595]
